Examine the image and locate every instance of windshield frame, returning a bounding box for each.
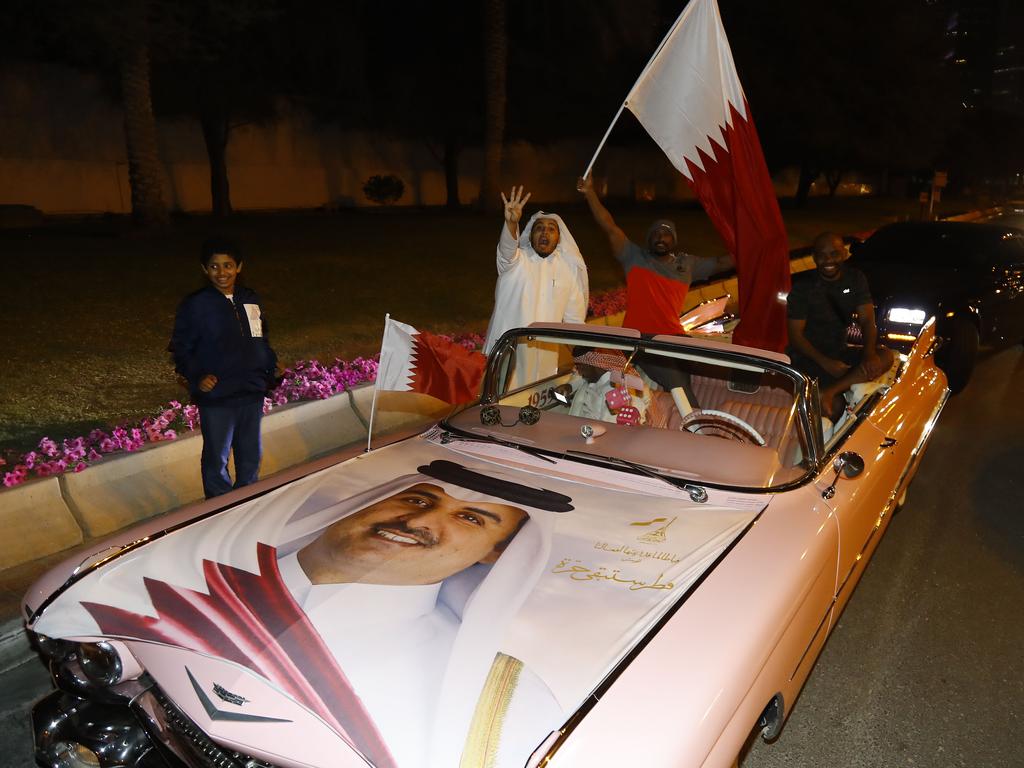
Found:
[441,325,825,492]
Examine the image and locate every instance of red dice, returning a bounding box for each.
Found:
[616,406,641,426]
[604,387,631,411]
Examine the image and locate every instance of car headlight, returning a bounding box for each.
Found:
[35,633,145,698]
[79,642,123,687]
[887,307,927,325]
[49,741,101,768]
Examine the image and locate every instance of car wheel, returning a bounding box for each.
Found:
[936,318,978,394]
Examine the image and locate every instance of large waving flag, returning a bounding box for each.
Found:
[375,316,485,405]
[623,0,790,352]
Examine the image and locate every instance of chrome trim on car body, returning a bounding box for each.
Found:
[788,387,949,682]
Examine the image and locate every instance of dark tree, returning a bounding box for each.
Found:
[365,1,486,208]
[479,0,508,212]
[723,0,957,205]
[505,0,660,144]
[149,0,284,218]
[20,0,171,225]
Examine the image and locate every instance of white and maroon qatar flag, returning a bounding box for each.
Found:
[376,317,485,405]
[624,0,790,352]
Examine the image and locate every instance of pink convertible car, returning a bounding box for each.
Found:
[25,321,947,768]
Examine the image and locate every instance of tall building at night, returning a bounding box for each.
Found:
[943,0,1023,115]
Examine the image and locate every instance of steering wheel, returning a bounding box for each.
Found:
[678,408,766,446]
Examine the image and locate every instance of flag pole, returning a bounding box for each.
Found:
[366,313,389,452]
[581,5,691,179]
[582,101,628,181]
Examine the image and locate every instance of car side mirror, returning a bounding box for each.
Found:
[836,451,864,477]
[821,451,865,499]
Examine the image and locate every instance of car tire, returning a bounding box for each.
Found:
[936,318,978,394]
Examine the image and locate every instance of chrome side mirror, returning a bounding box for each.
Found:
[822,451,864,499]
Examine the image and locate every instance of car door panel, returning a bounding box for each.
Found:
[817,321,947,621]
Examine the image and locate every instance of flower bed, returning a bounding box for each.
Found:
[1,289,627,489]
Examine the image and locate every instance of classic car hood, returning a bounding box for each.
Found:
[29,435,764,768]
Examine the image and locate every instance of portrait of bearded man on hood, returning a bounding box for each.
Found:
[58,459,573,768]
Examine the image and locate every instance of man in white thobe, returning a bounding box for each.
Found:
[484,186,589,389]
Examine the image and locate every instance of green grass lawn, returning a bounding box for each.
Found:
[0,194,949,455]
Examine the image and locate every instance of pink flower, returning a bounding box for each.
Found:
[3,465,28,487]
[3,308,544,489]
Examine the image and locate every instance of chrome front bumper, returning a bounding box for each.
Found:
[33,683,277,768]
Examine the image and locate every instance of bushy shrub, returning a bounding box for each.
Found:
[363,174,405,206]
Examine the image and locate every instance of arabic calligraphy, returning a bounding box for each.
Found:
[551,558,676,591]
[629,515,677,543]
[593,541,681,564]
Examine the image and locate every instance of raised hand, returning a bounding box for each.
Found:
[501,185,531,227]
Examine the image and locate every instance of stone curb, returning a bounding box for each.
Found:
[0,618,31,675]
[0,384,443,573]
[0,478,83,571]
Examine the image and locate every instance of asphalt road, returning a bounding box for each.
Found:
[3,322,1023,768]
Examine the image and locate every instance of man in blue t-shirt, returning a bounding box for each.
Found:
[787,232,893,420]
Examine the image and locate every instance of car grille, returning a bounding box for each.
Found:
[145,685,278,768]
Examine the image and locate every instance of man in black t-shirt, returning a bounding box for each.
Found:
[787,232,893,420]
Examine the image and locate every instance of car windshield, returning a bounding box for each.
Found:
[442,328,815,491]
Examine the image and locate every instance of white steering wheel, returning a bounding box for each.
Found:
[678,408,766,446]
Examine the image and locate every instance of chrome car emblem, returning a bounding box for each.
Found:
[185,668,292,723]
[213,683,249,706]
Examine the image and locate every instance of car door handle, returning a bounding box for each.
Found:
[879,437,897,449]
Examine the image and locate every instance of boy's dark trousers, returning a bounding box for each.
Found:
[198,401,264,498]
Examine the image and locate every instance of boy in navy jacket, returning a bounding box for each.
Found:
[171,237,279,498]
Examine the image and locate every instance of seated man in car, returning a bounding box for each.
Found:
[787,232,894,420]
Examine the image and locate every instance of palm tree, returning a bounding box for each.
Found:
[479,0,507,212]
[119,15,169,227]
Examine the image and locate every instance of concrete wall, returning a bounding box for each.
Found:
[0,63,876,215]
[0,384,446,571]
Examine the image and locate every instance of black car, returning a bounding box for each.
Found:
[850,220,1024,392]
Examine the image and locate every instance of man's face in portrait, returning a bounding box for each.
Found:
[300,483,528,585]
[530,217,561,257]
